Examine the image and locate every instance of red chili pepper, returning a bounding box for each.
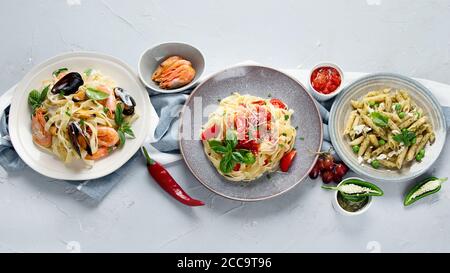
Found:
[141,147,204,207]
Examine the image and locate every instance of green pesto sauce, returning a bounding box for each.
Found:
[337,192,369,212]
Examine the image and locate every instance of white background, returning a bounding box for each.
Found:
[1,0,450,252]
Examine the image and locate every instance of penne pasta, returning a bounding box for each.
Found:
[358,137,370,157]
[344,88,435,170]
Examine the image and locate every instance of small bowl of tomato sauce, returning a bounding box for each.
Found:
[309,62,344,101]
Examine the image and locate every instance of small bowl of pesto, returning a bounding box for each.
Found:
[322,177,384,216]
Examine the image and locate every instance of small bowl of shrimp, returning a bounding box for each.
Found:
[138,42,205,93]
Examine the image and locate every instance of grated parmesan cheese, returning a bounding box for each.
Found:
[339,184,379,194]
[410,179,441,200]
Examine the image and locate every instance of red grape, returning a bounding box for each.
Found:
[309,163,321,179]
[334,163,348,177]
[322,158,334,171]
[316,157,324,170]
[321,170,334,184]
[333,173,343,183]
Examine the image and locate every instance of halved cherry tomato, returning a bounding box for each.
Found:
[269,98,287,109]
[280,150,297,172]
[201,124,218,140]
[236,139,260,154]
[251,100,266,105]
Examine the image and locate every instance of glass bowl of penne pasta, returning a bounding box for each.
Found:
[329,73,447,183]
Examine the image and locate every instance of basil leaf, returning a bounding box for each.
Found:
[370,112,389,128]
[219,155,234,173]
[122,126,135,138]
[393,129,416,147]
[52,68,68,77]
[84,68,93,76]
[208,140,223,148]
[86,87,110,100]
[40,85,49,102]
[115,103,124,126]
[231,151,245,162]
[28,89,41,110]
[241,151,256,164]
[212,145,228,154]
[118,129,126,147]
[225,130,238,149]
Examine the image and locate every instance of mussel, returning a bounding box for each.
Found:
[114,87,136,115]
[68,121,93,157]
[51,72,84,95]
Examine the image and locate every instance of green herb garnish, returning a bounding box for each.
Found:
[84,68,93,76]
[398,112,406,119]
[394,103,402,112]
[352,145,360,153]
[284,115,289,121]
[208,131,256,173]
[378,139,386,146]
[115,104,135,147]
[86,87,109,100]
[28,85,49,113]
[393,129,416,147]
[52,68,68,77]
[370,111,389,128]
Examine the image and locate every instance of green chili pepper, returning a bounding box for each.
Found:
[322,178,384,201]
[403,177,447,206]
[352,145,360,153]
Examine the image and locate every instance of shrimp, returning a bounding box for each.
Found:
[31,108,52,148]
[97,126,119,147]
[152,56,196,89]
[97,85,117,115]
[85,147,110,160]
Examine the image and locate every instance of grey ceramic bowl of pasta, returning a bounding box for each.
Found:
[329,73,447,183]
[179,65,323,201]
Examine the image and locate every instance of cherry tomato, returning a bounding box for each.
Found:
[251,100,266,105]
[280,150,297,172]
[269,98,287,109]
[201,124,218,140]
[236,139,260,154]
[310,66,341,94]
[233,163,241,171]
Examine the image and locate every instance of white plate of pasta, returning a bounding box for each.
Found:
[9,52,155,180]
[179,65,323,201]
[329,73,447,183]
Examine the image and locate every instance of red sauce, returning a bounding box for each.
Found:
[310,66,342,94]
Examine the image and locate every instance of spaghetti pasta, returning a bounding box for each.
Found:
[201,93,297,182]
